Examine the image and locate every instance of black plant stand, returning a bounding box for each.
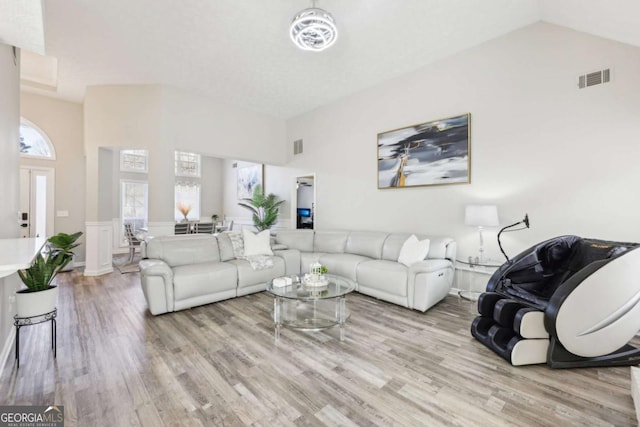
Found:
[14,308,57,369]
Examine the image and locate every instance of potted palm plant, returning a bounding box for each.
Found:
[238,184,285,231]
[16,231,82,318]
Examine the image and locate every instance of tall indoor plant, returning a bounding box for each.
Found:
[16,231,82,317]
[238,184,285,231]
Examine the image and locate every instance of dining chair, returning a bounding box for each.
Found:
[124,223,141,262]
[174,223,190,235]
[217,220,234,233]
[194,222,214,234]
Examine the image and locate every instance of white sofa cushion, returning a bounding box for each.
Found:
[319,253,371,282]
[398,235,430,267]
[382,233,414,261]
[147,235,221,267]
[300,252,326,273]
[314,231,348,253]
[227,257,286,289]
[357,260,408,297]
[275,229,315,252]
[243,229,273,256]
[173,262,238,301]
[345,231,388,259]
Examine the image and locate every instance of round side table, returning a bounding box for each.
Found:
[455,260,501,301]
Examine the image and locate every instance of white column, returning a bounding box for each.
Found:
[84,221,113,276]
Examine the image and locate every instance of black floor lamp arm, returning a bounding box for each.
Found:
[498,220,524,262]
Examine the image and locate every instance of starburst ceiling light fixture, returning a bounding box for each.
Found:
[290,1,338,52]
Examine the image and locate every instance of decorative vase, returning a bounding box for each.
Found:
[15,286,58,318]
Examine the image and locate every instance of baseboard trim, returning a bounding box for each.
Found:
[83,266,114,277]
[0,327,15,378]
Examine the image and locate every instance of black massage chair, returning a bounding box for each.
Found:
[471,235,640,368]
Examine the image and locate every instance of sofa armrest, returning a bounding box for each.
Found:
[444,240,457,263]
[140,259,175,315]
[408,259,454,311]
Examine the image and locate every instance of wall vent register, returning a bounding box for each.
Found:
[578,68,610,89]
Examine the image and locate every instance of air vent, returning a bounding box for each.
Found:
[293,139,303,155]
[578,68,611,89]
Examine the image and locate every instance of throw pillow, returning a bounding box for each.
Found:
[227,232,244,258]
[243,229,273,257]
[216,233,235,261]
[397,235,430,267]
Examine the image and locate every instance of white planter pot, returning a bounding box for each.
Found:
[15,286,58,318]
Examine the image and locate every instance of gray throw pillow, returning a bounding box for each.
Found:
[226,232,244,258]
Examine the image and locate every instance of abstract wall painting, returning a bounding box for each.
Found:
[237,163,263,199]
[377,113,471,189]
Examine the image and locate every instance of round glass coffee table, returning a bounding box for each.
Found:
[266,274,355,341]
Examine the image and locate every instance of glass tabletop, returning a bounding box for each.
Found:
[456,258,503,268]
[267,274,355,301]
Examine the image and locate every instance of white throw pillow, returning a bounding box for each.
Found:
[242,229,273,257]
[397,235,430,267]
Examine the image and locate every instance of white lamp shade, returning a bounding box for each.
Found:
[465,205,499,228]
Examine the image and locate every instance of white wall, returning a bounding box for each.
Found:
[0,43,20,374]
[284,22,640,261]
[200,155,224,221]
[0,44,20,239]
[222,160,299,230]
[84,85,287,223]
[20,92,86,260]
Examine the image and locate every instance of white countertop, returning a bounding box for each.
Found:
[0,237,47,278]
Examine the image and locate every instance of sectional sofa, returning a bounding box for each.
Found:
[139,230,456,315]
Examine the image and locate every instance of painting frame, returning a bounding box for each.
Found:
[237,163,264,200]
[377,113,471,189]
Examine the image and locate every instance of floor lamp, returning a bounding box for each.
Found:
[465,205,499,265]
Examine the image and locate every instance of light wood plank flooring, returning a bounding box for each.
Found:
[0,269,637,426]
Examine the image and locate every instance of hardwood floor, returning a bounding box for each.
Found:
[1,269,636,426]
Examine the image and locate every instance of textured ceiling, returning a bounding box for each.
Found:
[0,0,44,54]
[15,0,640,118]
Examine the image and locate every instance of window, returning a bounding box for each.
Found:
[175,182,201,221]
[121,180,148,244]
[19,119,56,159]
[120,149,148,173]
[175,151,201,177]
[174,151,201,221]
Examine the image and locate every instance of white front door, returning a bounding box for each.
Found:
[19,167,55,238]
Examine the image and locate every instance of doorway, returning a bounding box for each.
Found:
[19,167,55,238]
[295,175,315,229]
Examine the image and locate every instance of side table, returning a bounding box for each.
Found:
[455,260,501,301]
[14,308,57,368]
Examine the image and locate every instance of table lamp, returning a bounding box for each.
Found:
[465,205,499,264]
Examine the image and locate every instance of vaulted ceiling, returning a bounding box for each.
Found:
[6,0,640,118]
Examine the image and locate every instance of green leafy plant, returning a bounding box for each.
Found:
[211,214,219,222]
[319,265,328,275]
[18,231,83,292]
[238,184,285,231]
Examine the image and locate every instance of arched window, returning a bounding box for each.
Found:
[19,119,56,160]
